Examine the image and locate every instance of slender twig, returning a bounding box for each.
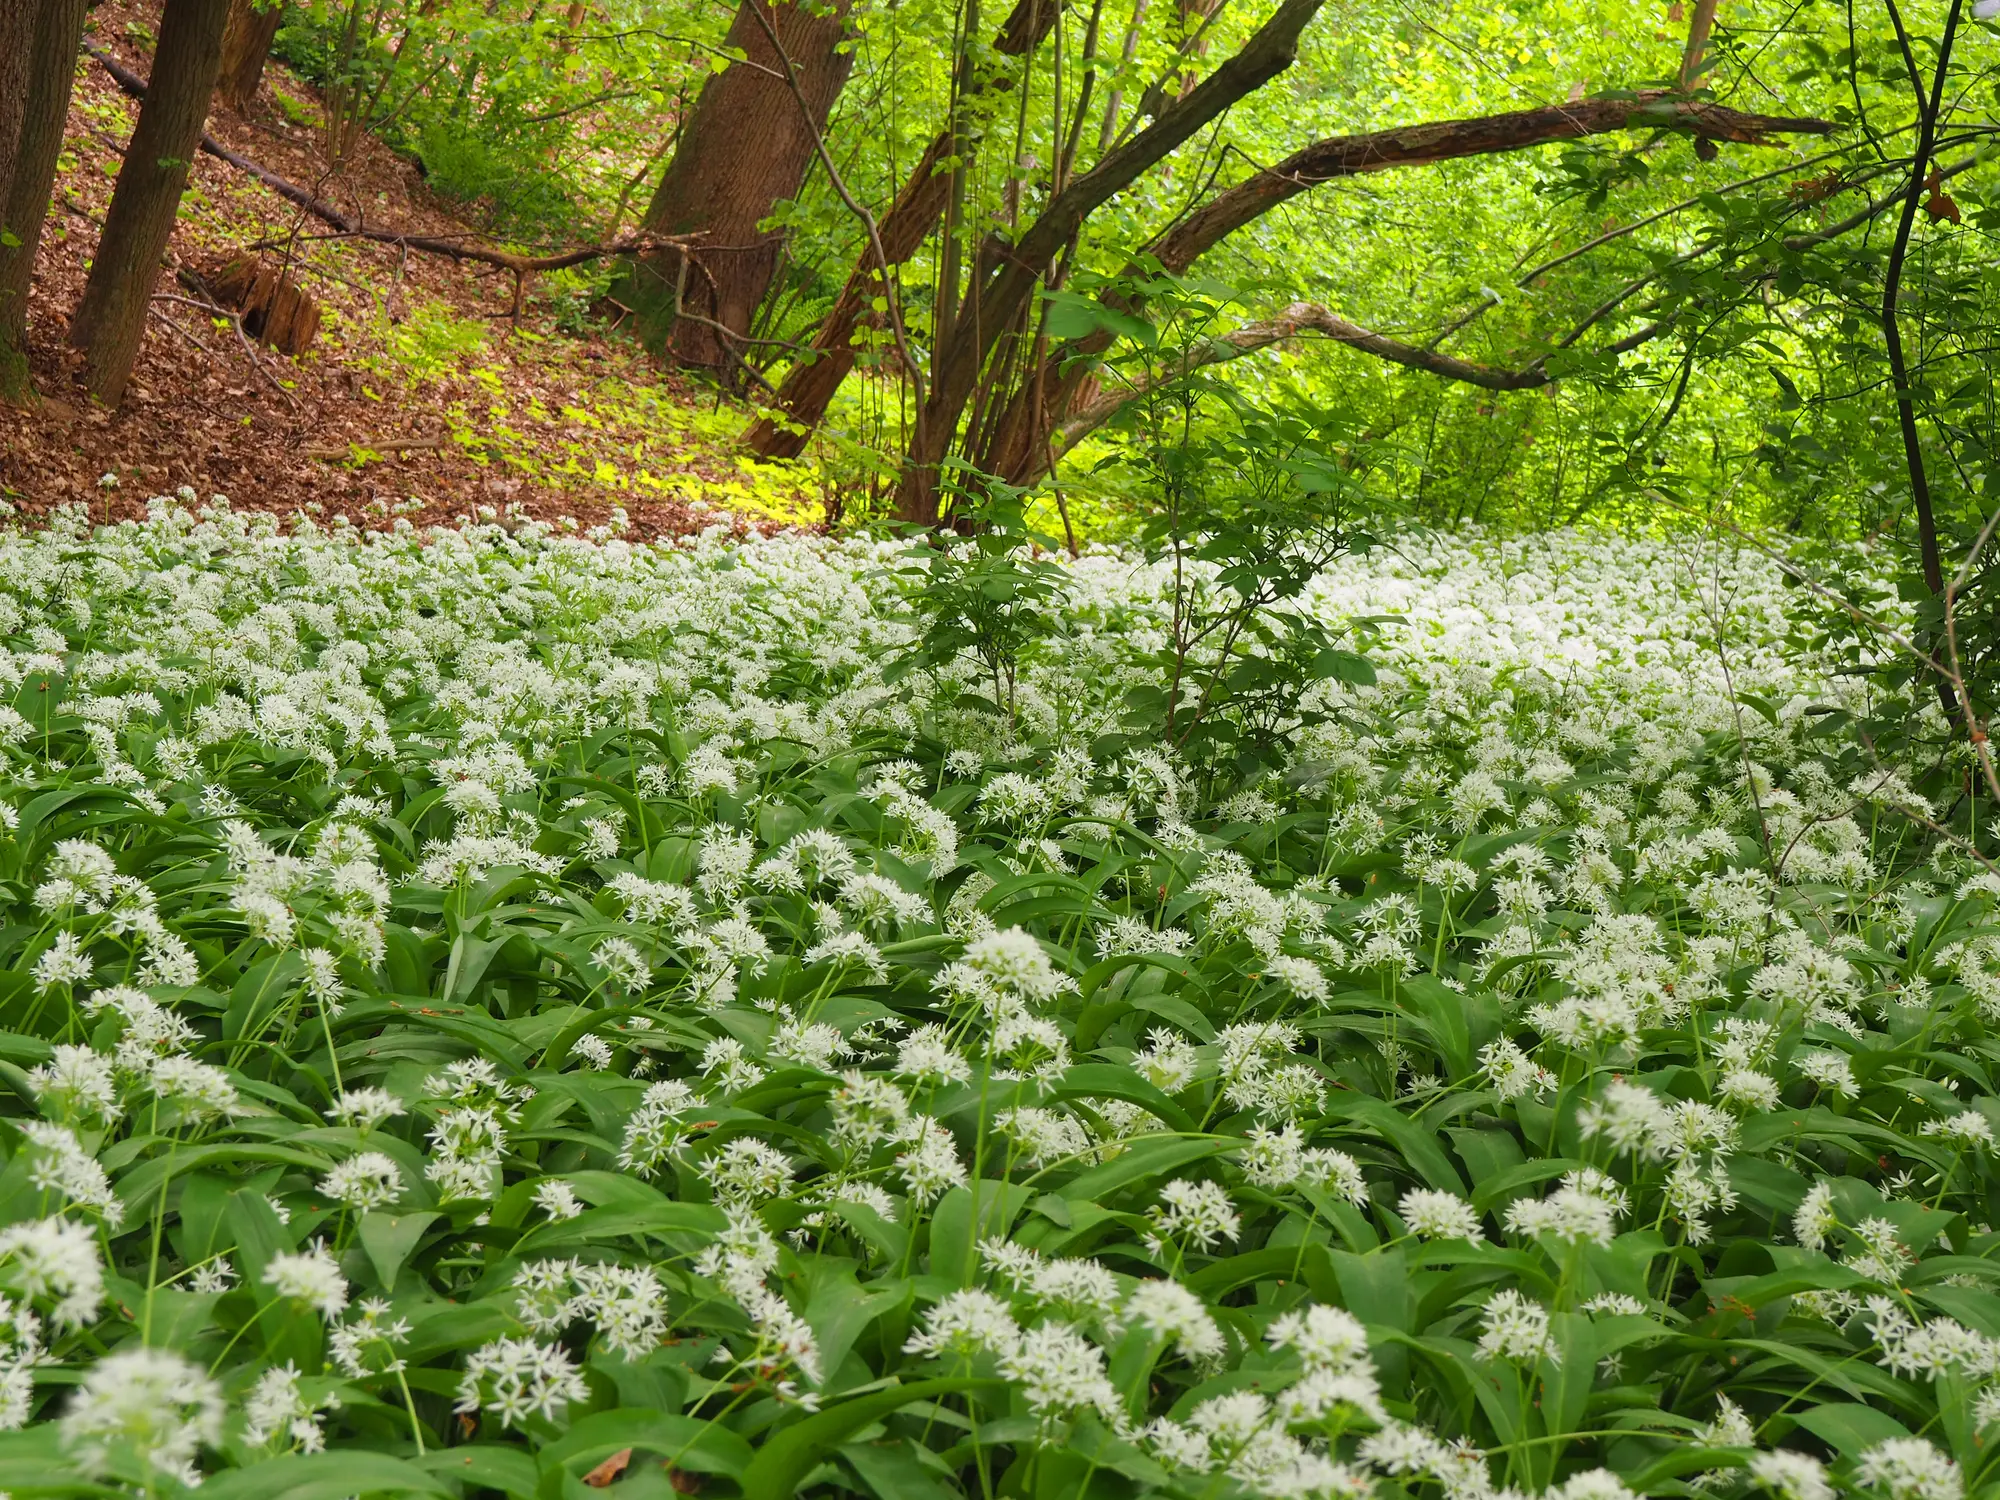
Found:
[155,288,304,411]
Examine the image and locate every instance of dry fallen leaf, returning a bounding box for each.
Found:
[1924,173,1962,225]
[584,1448,634,1488]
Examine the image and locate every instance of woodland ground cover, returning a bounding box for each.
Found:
[0,500,1992,1500]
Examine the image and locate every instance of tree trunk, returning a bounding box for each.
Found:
[68,0,234,408]
[217,0,284,114]
[1680,0,1719,90]
[0,2,33,212]
[0,0,90,403]
[609,0,855,381]
[894,0,1325,523]
[743,0,1060,460]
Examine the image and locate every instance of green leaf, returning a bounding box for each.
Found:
[415,1447,540,1499]
[841,1438,961,1500]
[1054,1063,1195,1132]
[358,1210,440,1291]
[541,1409,755,1478]
[1790,1402,1913,1458]
[1325,1094,1464,1193]
[739,1378,1007,1500]
[930,1179,1035,1285]
[1060,1134,1235,1204]
[196,1452,455,1500]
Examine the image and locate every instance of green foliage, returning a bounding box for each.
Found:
[4,499,2000,1498]
[413,119,576,229]
[890,474,1070,731]
[367,301,490,385]
[1073,275,1391,791]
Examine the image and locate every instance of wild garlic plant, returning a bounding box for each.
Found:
[0,497,1987,1500]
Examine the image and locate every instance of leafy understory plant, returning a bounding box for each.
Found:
[0,495,1986,1500]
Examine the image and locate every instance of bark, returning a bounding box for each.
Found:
[896,0,1326,523]
[609,0,855,379]
[217,0,284,114]
[1680,0,1719,90]
[0,2,33,212]
[978,91,1834,484]
[68,0,234,407]
[743,0,1062,459]
[0,0,90,403]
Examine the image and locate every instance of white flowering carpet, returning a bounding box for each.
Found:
[0,501,1988,1500]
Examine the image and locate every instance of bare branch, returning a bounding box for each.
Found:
[1055,301,1555,449]
[85,41,694,281]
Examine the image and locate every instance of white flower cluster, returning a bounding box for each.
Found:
[0,499,1987,1498]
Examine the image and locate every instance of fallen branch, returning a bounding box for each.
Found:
[84,41,693,287]
[300,437,452,461]
[164,272,303,411]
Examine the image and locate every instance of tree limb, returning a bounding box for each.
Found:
[978,90,1836,482]
[743,0,1063,459]
[1048,301,1656,450]
[1147,91,1836,277]
[899,0,1326,519]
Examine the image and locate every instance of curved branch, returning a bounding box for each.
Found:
[1147,91,1837,277]
[976,90,1835,483]
[1055,303,1677,451]
[1055,301,1653,451]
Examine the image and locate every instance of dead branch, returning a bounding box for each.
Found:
[301,436,451,461]
[84,41,695,281]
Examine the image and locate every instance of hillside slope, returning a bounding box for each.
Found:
[0,1,810,538]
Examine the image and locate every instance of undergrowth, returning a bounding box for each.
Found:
[0,500,1989,1500]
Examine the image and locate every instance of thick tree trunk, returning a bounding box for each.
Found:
[217,0,284,114]
[0,0,90,403]
[0,3,33,211]
[609,0,855,381]
[743,0,1059,459]
[68,0,233,407]
[977,92,1834,486]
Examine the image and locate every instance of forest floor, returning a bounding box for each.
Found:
[0,0,816,539]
